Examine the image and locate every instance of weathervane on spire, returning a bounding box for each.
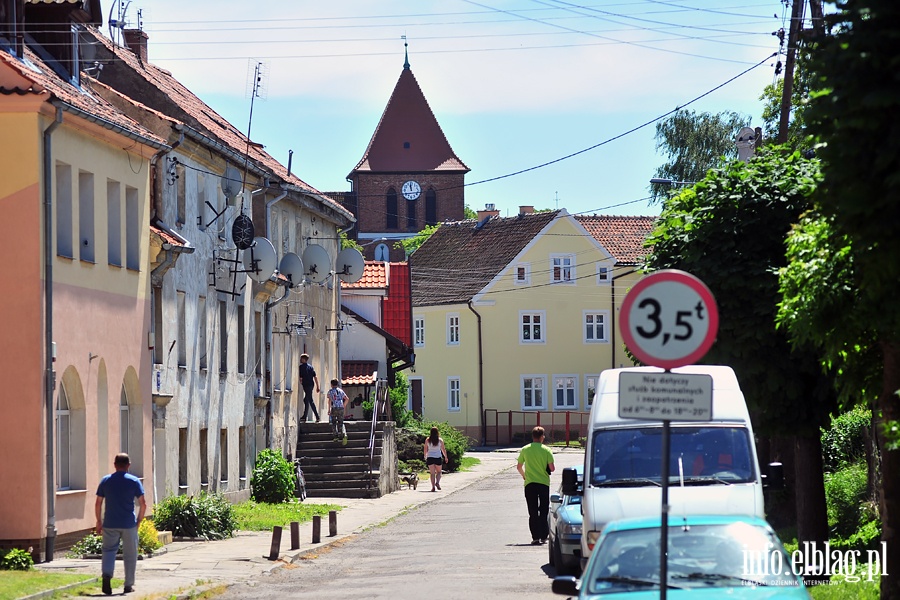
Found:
[402,35,410,70]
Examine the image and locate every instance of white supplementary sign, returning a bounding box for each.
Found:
[618,372,713,421]
[619,270,719,370]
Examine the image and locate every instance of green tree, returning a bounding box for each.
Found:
[340,231,363,251]
[779,1,900,593]
[644,147,835,553]
[650,109,750,203]
[396,224,439,257]
[758,50,815,151]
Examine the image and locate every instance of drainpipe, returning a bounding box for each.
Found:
[43,106,62,562]
[467,300,485,446]
[260,188,289,441]
[610,268,636,370]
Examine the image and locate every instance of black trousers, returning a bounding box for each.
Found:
[524,482,550,541]
[300,385,318,420]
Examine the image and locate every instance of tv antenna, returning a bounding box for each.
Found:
[239,60,268,212]
[107,1,132,47]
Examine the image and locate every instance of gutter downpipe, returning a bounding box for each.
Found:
[467,300,485,446]
[610,268,637,370]
[43,107,62,562]
[262,188,288,443]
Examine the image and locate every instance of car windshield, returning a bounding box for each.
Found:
[589,426,756,486]
[586,522,802,594]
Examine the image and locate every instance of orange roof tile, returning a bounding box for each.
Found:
[341,261,387,290]
[575,215,657,265]
[341,361,378,386]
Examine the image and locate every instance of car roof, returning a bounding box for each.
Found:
[602,514,771,533]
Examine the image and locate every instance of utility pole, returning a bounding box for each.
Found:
[777,0,825,144]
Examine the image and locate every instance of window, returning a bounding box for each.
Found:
[522,375,546,410]
[414,316,425,347]
[200,428,209,487]
[597,263,612,284]
[447,314,460,345]
[197,172,207,230]
[584,311,610,343]
[520,311,545,343]
[220,429,228,486]
[125,187,139,270]
[107,180,121,266]
[198,296,207,370]
[585,374,600,408]
[237,304,245,374]
[448,378,460,411]
[386,189,398,229]
[177,291,186,367]
[425,189,437,225]
[79,171,95,262]
[56,163,73,258]
[407,197,417,229]
[514,263,531,285]
[56,383,71,490]
[176,162,186,226]
[551,254,575,283]
[119,385,129,453]
[178,428,188,492]
[254,310,263,375]
[238,426,247,488]
[554,375,577,410]
[219,300,228,373]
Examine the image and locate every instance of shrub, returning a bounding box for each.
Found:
[1,548,34,570]
[139,518,163,554]
[66,533,103,558]
[821,406,870,472]
[824,461,868,539]
[405,419,472,472]
[399,459,427,474]
[250,449,296,504]
[153,492,236,540]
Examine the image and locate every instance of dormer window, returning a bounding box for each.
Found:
[514,263,531,285]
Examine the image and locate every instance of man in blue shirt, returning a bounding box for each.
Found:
[298,353,321,422]
[95,453,146,595]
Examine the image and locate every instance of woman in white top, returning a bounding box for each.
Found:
[423,426,448,492]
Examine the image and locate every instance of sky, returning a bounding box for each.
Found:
[115,0,792,219]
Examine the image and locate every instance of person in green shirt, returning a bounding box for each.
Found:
[516,426,555,545]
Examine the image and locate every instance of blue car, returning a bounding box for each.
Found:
[549,464,583,575]
[552,515,809,599]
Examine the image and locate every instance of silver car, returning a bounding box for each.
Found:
[548,465,583,575]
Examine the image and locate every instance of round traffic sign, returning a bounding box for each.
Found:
[619,270,719,369]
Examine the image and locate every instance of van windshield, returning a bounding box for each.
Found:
[590,426,756,486]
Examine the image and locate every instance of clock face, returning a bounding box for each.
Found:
[401,180,421,200]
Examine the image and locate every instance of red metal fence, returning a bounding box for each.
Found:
[483,410,591,447]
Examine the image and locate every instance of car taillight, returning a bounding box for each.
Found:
[587,530,602,550]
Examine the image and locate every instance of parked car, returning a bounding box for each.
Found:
[552,515,809,598]
[549,464,583,575]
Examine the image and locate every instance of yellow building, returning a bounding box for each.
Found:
[409,207,654,445]
[0,21,166,557]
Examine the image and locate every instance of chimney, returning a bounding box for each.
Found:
[519,205,534,215]
[123,29,149,63]
[476,203,500,222]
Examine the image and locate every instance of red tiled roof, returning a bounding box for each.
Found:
[350,67,468,176]
[383,262,411,346]
[150,224,188,247]
[410,211,561,307]
[341,261,387,290]
[575,215,657,265]
[341,361,378,386]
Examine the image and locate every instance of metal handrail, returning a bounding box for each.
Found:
[367,379,389,488]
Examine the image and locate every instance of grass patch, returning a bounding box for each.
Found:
[458,456,481,472]
[808,571,880,599]
[0,570,98,600]
[232,499,343,531]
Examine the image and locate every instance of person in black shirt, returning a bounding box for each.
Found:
[298,353,321,422]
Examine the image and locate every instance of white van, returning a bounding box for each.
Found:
[565,365,781,567]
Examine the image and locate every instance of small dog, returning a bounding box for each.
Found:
[400,472,418,490]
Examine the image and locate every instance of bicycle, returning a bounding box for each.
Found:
[293,456,308,501]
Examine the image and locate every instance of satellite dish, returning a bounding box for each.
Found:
[279,252,304,288]
[221,165,242,201]
[242,237,277,283]
[301,244,331,284]
[336,248,365,284]
[231,214,255,250]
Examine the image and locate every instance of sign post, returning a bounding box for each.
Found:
[618,270,719,600]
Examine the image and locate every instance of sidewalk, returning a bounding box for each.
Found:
[36,447,583,599]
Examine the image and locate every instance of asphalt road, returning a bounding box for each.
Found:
[217,449,585,600]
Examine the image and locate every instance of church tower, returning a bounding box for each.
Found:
[345,48,469,261]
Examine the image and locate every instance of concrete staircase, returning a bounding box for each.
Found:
[294,420,397,499]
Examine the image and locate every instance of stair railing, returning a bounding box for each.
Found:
[367,379,390,489]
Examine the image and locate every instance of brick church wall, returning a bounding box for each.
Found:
[351,172,466,234]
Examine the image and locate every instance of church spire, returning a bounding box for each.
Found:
[402,36,410,70]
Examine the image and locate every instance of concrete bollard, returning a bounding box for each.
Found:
[312,515,321,544]
[290,521,300,550]
[329,510,337,537]
[268,525,282,560]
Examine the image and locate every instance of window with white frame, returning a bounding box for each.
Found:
[584,311,610,343]
[448,377,460,411]
[597,263,612,284]
[447,314,460,345]
[119,385,129,454]
[554,375,578,410]
[414,316,425,347]
[522,375,546,410]
[520,311,545,343]
[56,383,71,490]
[514,263,531,285]
[585,374,600,408]
[551,254,575,283]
